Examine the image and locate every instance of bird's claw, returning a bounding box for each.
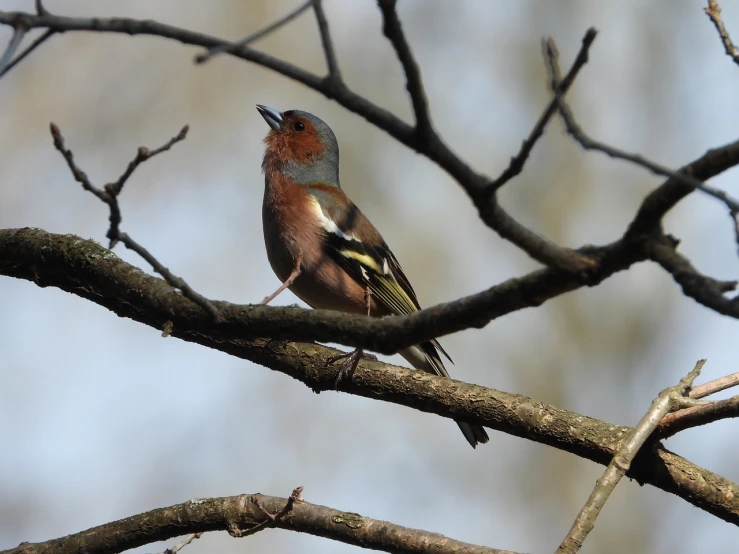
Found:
[328,349,374,389]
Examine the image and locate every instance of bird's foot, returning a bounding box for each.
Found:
[327,349,376,389]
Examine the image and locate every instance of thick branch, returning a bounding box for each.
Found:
[1,228,739,525]
[0,228,643,354]
[2,491,511,554]
[1,227,737,357]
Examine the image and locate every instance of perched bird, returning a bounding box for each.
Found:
[256,105,489,448]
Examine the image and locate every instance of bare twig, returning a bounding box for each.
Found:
[162,533,202,554]
[312,0,342,81]
[556,360,706,554]
[107,125,190,197]
[705,0,739,66]
[34,0,48,16]
[194,0,312,64]
[489,28,597,191]
[545,46,739,215]
[0,28,53,78]
[376,4,594,273]
[48,123,221,321]
[690,372,739,398]
[377,0,433,139]
[644,237,739,319]
[657,394,739,439]
[654,370,739,439]
[543,41,739,257]
[0,26,27,75]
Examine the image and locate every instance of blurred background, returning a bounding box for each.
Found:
[1,1,738,552]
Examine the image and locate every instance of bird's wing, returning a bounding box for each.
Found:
[306,185,452,364]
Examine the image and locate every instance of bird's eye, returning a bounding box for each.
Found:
[292,121,306,132]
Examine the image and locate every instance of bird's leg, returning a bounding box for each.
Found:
[260,253,303,305]
[329,286,376,389]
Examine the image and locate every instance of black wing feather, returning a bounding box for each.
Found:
[322,230,453,364]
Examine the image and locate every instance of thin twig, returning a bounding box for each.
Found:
[543,42,739,256]
[194,0,312,64]
[690,371,739,398]
[0,26,27,75]
[229,486,304,538]
[312,0,342,81]
[48,123,221,322]
[107,125,190,197]
[34,0,48,16]
[657,394,739,439]
[705,0,739,66]
[116,231,221,320]
[0,28,54,78]
[654,370,739,439]
[489,29,598,191]
[162,533,202,554]
[377,0,433,139]
[49,123,109,202]
[644,236,739,318]
[556,360,706,554]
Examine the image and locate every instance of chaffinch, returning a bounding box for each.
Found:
[256,105,489,448]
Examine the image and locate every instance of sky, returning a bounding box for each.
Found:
[1,1,739,553]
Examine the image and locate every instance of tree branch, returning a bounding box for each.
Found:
[543,32,739,256]
[690,372,739,398]
[312,0,342,82]
[377,0,433,139]
[0,227,640,353]
[49,122,222,321]
[0,25,26,75]
[557,360,706,554]
[488,28,597,192]
[1,489,513,554]
[194,0,313,64]
[1,228,739,525]
[0,28,53,78]
[644,237,739,318]
[657,395,739,439]
[0,8,595,273]
[705,0,739,67]
[1,226,737,357]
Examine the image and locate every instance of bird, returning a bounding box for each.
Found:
[256,104,489,448]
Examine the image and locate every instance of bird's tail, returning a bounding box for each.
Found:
[398,343,489,448]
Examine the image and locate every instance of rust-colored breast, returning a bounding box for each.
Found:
[262,116,325,166]
[262,172,385,315]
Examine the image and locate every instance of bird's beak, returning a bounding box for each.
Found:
[256,104,284,131]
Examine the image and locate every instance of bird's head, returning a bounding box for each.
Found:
[257,105,340,187]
